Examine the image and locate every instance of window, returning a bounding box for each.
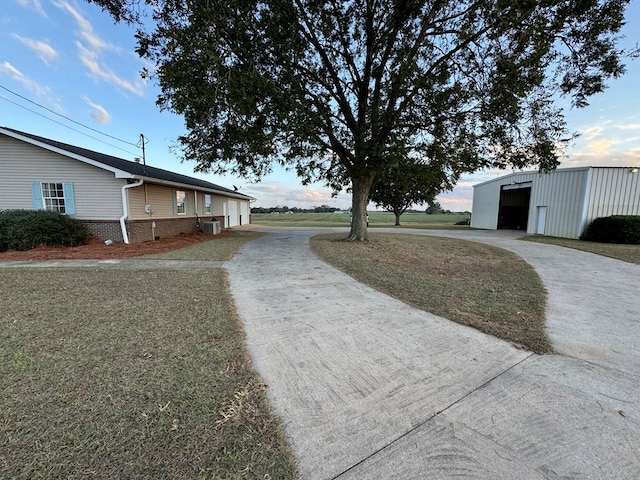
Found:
[32,182,75,215]
[204,194,212,214]
[42,183,66,213]
[175,190,187,215]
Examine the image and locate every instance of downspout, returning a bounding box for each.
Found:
[120,179,144,244]
[194,190,200,228]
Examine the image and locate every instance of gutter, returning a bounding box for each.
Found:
[120,179,144,244]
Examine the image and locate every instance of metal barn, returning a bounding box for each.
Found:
[471,166,640,239]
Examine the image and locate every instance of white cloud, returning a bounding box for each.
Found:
[53,0,110,51]
[580,125,605,140]
[245,181,352,209]
[618,123,640,130]
[12,35,58,65]
[0,61,52,98]
[77,43,145,96]
[16,0,47,17]
[83,96,111,124]
[53,1,144,96]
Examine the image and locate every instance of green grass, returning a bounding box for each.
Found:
[310,233,551,354]
[251,212,469,228]
[1,266,298,478]
[523,235,640,265]
[139,231,267,261]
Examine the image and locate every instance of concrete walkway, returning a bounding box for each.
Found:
[225,227,640,480]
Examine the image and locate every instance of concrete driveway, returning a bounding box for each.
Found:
[226,227,640,480]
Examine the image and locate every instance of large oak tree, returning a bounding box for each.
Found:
[90,0,634,240]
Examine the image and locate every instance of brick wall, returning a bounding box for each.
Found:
[81,220,123,242]
[83,216,223,244]
[127,217,205,243]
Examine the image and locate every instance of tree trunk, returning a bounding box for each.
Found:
[394,212,401,225]
[346,175,375,241]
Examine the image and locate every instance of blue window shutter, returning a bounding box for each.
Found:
[63,183,76,215]
[173,191,178,215]
[32,182,44,210]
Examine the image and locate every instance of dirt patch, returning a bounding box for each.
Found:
[0,231,226,261]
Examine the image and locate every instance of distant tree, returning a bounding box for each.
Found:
[426,201,444,215]
[89,0,636,241]
[370,159,449,225]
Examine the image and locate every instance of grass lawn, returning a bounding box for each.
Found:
[523,235,640,265]
[251,212,469,228]
[1,258,298,477]
[140,231,267,261]
[310,233,551,354]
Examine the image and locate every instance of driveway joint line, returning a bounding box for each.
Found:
[330,352,536,480]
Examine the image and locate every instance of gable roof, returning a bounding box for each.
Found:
[0,126,253,200]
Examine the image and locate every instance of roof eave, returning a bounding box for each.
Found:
[132,174,253,199]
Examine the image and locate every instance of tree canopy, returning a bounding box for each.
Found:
[89,0,635,240]
[370,158,448,225]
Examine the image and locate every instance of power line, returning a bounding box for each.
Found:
[0,83,141,149]
[0,93,140,157]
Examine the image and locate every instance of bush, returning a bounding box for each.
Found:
[580,215,640,244]
[0,209,91,252]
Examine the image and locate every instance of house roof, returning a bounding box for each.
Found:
[0,126,253,200]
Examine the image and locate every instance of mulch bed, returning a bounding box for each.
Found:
[0,231,226,261]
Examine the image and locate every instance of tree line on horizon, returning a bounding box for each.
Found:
[250,204,470,216]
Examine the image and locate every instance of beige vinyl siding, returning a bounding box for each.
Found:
[211,194,228,218]
[0,135,124,219]
[128,183,197,220]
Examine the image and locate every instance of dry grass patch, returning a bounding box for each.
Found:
[310,233,551,354]
[0,268,298,479]
[523,235,640,265]
[139,231,267,261]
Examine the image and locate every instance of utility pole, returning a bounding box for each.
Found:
[140,133,147,174]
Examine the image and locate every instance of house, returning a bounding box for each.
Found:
[0,126,254,243]
[471,166,640,239]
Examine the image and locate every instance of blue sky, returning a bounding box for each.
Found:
[2,0,639,212]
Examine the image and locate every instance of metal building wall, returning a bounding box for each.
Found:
[528,168,589,239]
[471,171,537,230]
[583,168,640,232]
[472,167,640,239]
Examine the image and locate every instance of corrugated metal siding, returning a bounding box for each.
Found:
[585,168,640,226]
[471,172,537,229]
[472,167,640,239]
[528,169,588,238]
[0,135,123,219]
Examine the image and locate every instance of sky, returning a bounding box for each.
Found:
[2,0,639,212]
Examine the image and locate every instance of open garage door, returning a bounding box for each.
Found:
[498,183,531,230]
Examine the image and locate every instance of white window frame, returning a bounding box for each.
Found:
[175,190,187,215]
[204,194,212,214]
[41,182,67,214]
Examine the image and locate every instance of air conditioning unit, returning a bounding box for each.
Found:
[203,221,221,235]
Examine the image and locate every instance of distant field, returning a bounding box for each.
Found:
[251,212,469,228]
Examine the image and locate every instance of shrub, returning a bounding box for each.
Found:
[0,209,91,252]
[580,215,640,244]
